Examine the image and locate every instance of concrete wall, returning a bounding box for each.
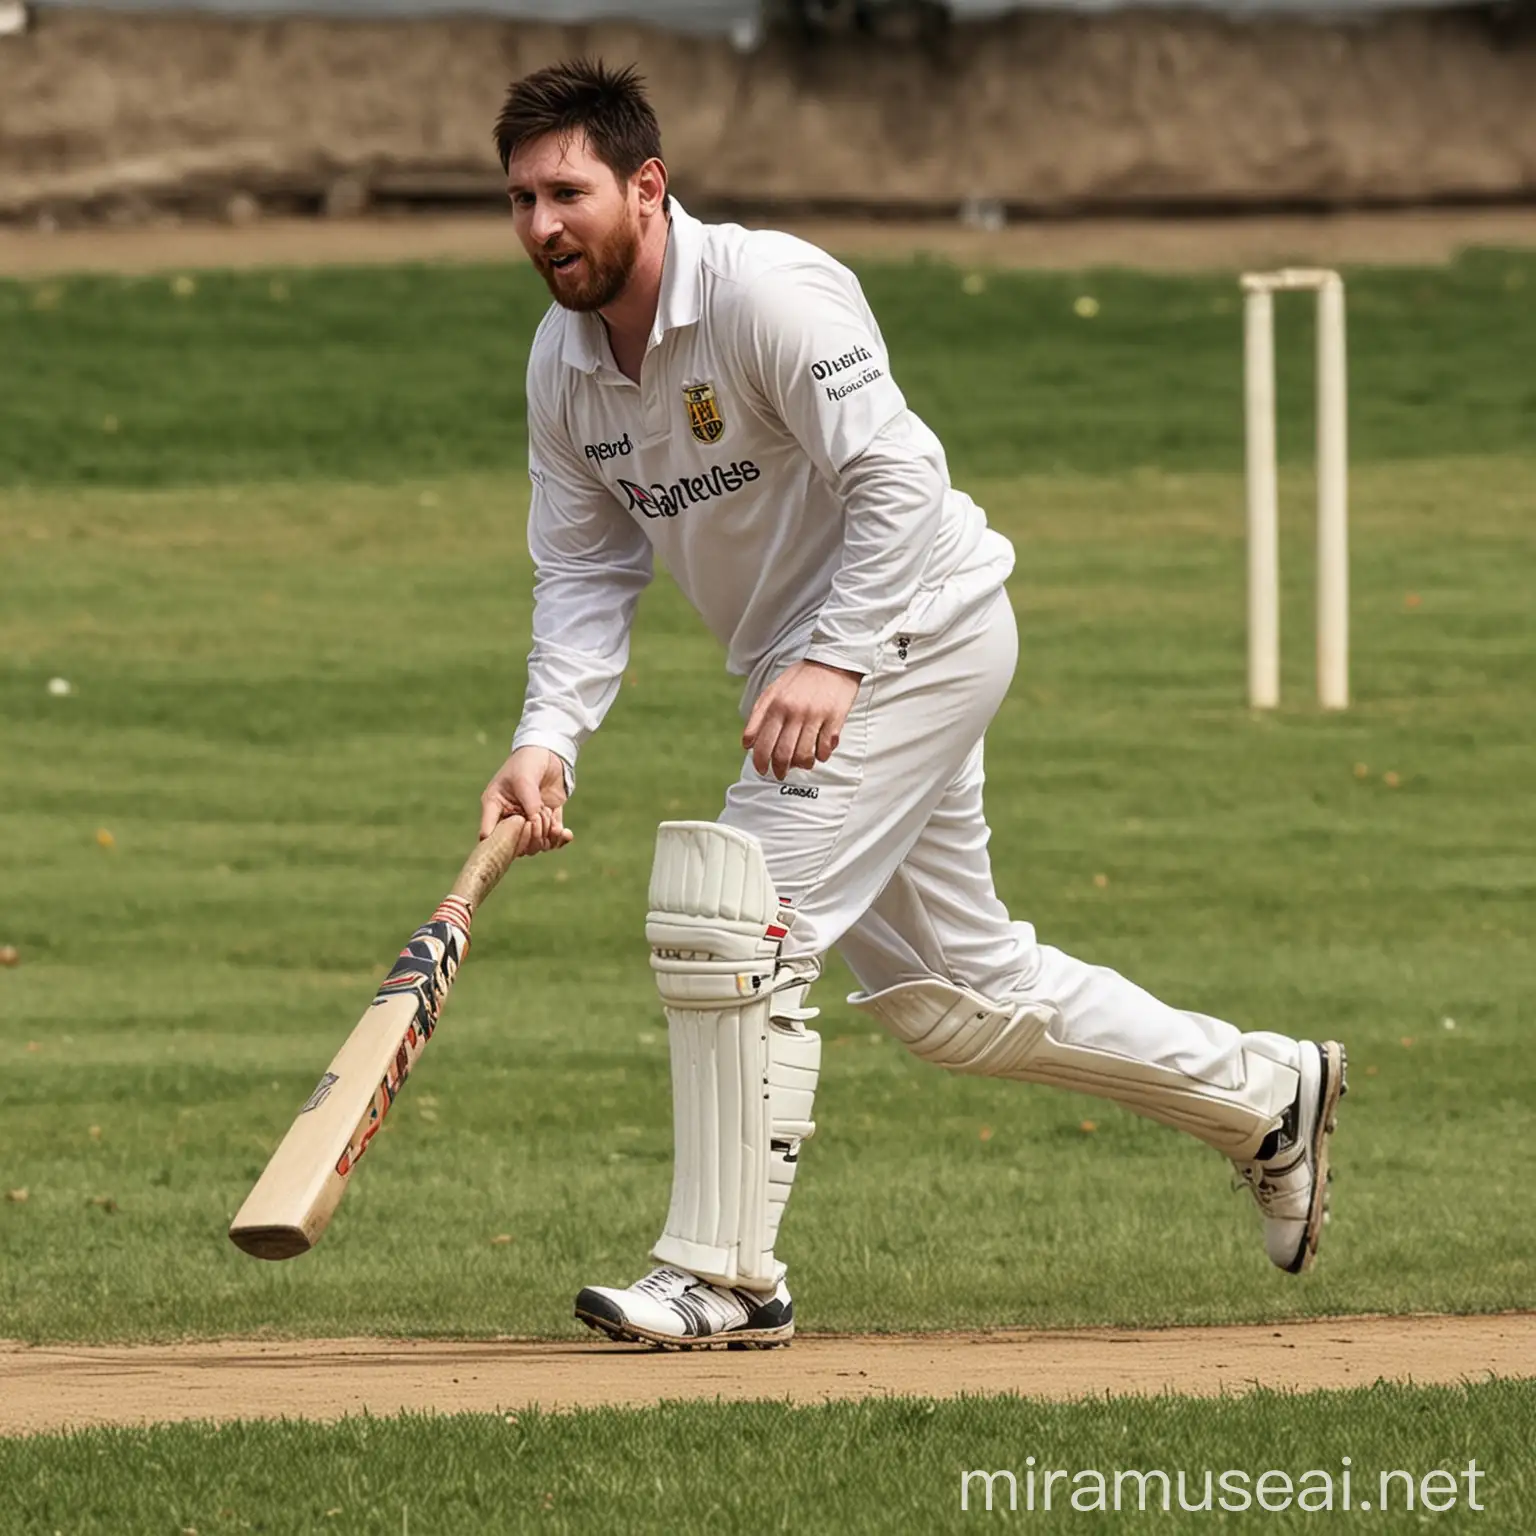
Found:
[4,9,1534,220]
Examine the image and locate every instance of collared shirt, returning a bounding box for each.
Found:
[512,201,1015,771]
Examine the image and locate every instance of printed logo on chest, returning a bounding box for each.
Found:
[617,460,761,519]
[682,381,726,444]
[583,432,633,463]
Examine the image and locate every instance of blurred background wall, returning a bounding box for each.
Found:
[16,0,1503,16]
[4,0,1534,223]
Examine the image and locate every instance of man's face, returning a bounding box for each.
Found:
[507,131,640,313]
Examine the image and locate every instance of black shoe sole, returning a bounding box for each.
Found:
[1286,1041,1348,1275]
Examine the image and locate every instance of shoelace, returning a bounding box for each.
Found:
[1231,1161,1281,1211]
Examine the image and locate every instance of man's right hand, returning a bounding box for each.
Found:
[479,746,573,853]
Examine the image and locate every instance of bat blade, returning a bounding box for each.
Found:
[228,819,530,1260]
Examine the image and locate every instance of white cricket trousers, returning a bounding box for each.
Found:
[719,588,1298,1150]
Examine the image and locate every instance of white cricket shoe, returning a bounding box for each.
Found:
[1232,1040,1348,1274]
[574,1265,794,1350]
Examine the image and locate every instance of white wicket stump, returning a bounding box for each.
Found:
[1241,269,1349,711]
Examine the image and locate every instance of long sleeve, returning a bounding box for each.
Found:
[512,380,654,771]
[735,263,946,677]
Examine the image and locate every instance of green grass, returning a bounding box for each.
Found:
[4,1384,1533,1533]
[3,250,1535,488]
[1,254,1534,1344]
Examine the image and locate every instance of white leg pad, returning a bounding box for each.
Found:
[764,1022,820,1261]
[850,978,1297,1157]
[647,822,821,1291]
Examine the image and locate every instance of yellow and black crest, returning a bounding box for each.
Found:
[682,381,725,445]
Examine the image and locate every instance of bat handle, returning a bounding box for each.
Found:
[449,815,533,914]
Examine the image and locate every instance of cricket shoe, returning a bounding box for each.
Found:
[574,1266,793,1350]
[1232,1040,1348,1274]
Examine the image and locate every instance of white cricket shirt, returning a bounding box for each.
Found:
[512,201,1015,770]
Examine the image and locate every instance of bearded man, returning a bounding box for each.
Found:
[479,59,1346,1349]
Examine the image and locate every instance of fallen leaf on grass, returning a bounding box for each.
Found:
[1079,1120,1098,1134]
[5,1189,27,1203]
[490,1233,512,1246]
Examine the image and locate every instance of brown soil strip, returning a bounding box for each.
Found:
[3,1313,1531,1436]
[5,208,1536,280]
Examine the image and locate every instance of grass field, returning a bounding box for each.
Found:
[5,1383,1534,1534]
[2,245,1533,1529]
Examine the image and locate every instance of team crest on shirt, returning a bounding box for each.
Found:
[682,381,725,444]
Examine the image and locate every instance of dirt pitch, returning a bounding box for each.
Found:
[4,1314,1535,1435]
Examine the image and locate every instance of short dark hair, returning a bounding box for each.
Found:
[494,59,664,187]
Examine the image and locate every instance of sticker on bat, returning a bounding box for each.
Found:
[301,1071,340,1113]
[368,917,469,1030]
[333,916,470,1180]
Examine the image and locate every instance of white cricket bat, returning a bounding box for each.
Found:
[229,815,534,1260]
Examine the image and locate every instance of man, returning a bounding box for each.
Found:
[480,60,1346,1350]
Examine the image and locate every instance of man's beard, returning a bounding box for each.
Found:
[535,217,641,313]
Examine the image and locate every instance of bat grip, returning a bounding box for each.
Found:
[449,815,532,914]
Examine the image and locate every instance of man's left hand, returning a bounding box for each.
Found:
[743,660,862,781]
